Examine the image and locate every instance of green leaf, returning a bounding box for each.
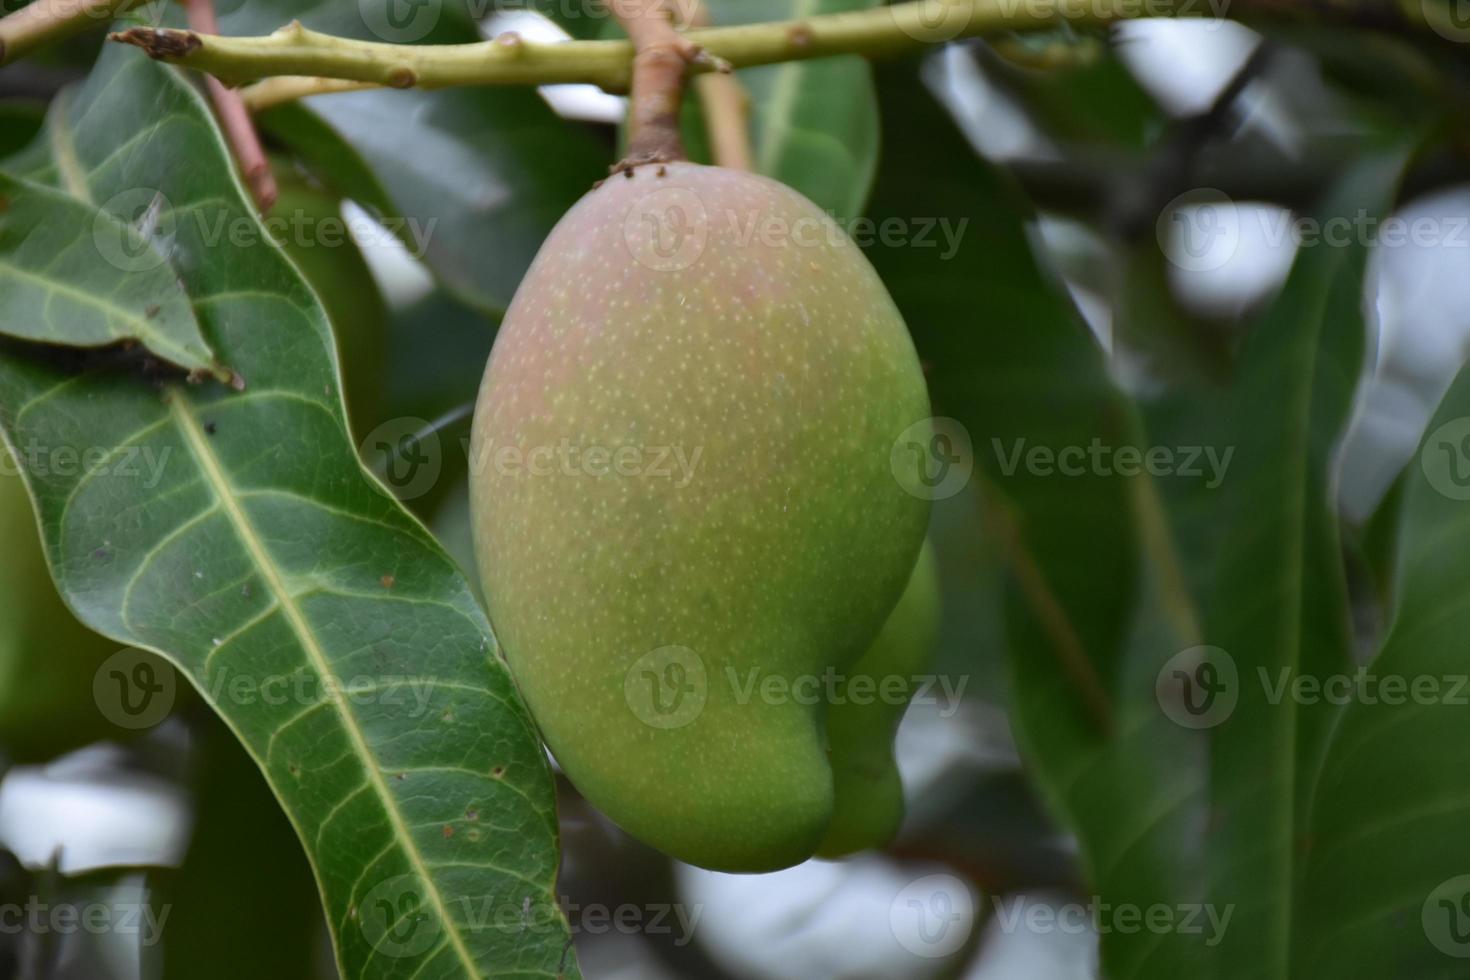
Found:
[0,46,577,980]
[1296,222,1470,979]
[1196,149,1410,980]
[865,61,1209,979]
[703,0,879,221]
[0,171,226,380]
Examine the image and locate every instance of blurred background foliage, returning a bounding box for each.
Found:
[1,1,1469,978]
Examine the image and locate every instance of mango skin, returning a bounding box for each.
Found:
[818,540,941,858]
[469,163,931,872]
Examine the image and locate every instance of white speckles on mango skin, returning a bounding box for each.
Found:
[469,162,931,872]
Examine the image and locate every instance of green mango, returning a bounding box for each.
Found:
[470,162,931,872]
[818,539,941,858]
[266,158,389,439]
[0,467,121,761]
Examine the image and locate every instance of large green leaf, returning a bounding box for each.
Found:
[866,62,1209,979]
[0,171,226,379]
[1193,150,1408,980]
[1296,235,1470,978]
[0,46,577,980]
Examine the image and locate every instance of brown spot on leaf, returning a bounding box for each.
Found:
[380,574,396,589]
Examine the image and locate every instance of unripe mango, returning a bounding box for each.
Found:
[818,540,941,858]
[470,163,930,872]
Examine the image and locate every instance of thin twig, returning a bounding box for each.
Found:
[103,0,1132,95]
[684,0,752,170]
[101,0,1456,102]
[243,76,377,113]
[182,0,276,212]
[0,0,135,65]
[608,0,727,168]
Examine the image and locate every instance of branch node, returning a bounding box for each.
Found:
[495,30,524,50]
[108,27,201,60]
[690,45,731,72]
[788,23,813,48]
[387,65,418,88]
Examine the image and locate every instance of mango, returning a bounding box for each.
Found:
[469,163,931,872]
[818,540,941,858]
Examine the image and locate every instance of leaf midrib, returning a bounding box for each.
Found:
[166,387,482,975]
